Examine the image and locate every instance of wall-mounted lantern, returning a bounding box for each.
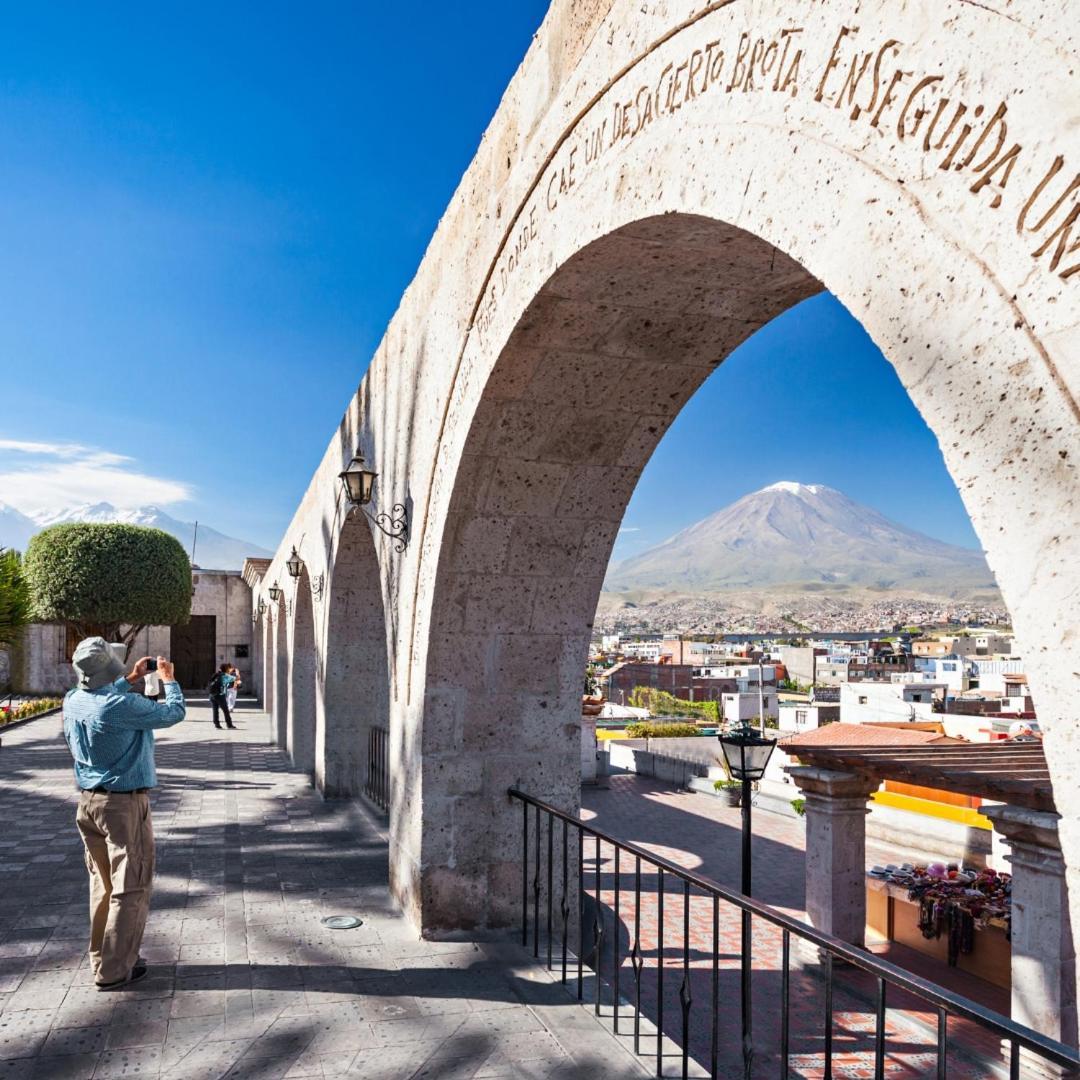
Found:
[286,546,303,579]
[267,582,283,603]
[339,451,377,507]
[339,446,409,552]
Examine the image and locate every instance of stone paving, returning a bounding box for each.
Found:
[0,704,649,1080]
[579,775,1017,1079]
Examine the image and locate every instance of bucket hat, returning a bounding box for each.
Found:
[72,637,126,690]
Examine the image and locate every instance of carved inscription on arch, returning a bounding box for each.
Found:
[473,13,1078,342]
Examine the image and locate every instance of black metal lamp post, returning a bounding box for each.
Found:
[717,721,778,1078]
[267,582,282,603]
[285,546,303,579]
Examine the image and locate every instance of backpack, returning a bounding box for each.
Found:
[206,672,224,696]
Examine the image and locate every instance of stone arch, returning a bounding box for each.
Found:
[317,512,391,799]
[288,568,317,775]
[273,597,288,750]
[260,614,274,716]
[412,216,822,930]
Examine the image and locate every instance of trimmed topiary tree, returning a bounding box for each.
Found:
[24,523,191,655]
[0,548,30,649]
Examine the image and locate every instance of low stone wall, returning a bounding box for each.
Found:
[606,738,715,788]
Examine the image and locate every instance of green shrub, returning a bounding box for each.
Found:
[0,548,30,649]
[625,721,701,738]
[626,687,721,724]
[790,797,806,817]
[713,779,740,791]
[25,523,191,655]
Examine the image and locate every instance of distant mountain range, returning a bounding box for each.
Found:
[605,482,998,597]
[0,502,271,570]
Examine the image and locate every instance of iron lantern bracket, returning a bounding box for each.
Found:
[355,503,409,553]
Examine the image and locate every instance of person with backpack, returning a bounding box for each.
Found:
[225,665,241,714]
[207,664,236,730]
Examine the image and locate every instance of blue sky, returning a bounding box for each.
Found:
[0,2,981,556]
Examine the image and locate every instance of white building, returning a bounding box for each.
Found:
[906,657,968,694]
[839,680,947,725]
[721,689,778,724]
[696,663,777,690]
[621,639,663,662]
[777,701,840,733]
[815,655,852,685]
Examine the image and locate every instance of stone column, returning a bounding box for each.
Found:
[786,766,880,947]
[981,804,1078,1075]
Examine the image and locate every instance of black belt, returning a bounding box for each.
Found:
[81,787,150,795]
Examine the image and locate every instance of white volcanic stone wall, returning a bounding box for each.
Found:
[251,0,1080,946]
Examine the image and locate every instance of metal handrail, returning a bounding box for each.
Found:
[508,786,1080,1078]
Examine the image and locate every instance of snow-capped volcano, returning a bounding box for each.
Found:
[2,502,271,569]
[0,503,38,553]
[606,483,996,596]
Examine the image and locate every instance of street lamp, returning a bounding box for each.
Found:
[267,582,282,603]
[717,721,778,1078]
[285,546,303,579]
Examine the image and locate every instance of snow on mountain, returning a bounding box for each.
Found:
[20,503,271,569]
[606,483,997,596]
[0,503,38,553]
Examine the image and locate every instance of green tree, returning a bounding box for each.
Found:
[24,523,192,655]
[0,548,30,649]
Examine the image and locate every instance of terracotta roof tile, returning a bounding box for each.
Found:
[780,723,953,748]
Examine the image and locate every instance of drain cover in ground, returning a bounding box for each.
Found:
[321,915,363,930]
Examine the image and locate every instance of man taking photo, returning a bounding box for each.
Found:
[63,637,186,990]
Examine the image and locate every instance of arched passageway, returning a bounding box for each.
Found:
[415,216,820,929]
[288,568,317,775]
[317,513,390,799]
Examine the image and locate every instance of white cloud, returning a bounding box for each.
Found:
[0,440,193,513]
[617,526,641,534]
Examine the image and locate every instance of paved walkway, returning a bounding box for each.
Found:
[0,704,648,1080]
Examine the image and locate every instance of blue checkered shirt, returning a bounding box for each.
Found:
[63,677,186,791]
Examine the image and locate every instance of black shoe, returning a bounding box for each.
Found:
[214,723,222,729]
[96,964,148,991]
[226,724,236,729]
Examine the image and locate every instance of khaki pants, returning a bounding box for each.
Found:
[75,790,155,984]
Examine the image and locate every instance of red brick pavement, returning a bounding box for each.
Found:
[573,775,1029,1079]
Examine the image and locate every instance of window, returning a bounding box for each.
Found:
[795,709,808,725]
[234,644,249,659]
[858,695,868,705]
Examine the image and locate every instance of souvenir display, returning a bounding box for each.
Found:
[866,862,1012,965]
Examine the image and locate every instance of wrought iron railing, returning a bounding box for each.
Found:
[365,725,389,812]
[509,787,1080,1080]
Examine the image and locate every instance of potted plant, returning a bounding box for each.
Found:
[713,778,742,807]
